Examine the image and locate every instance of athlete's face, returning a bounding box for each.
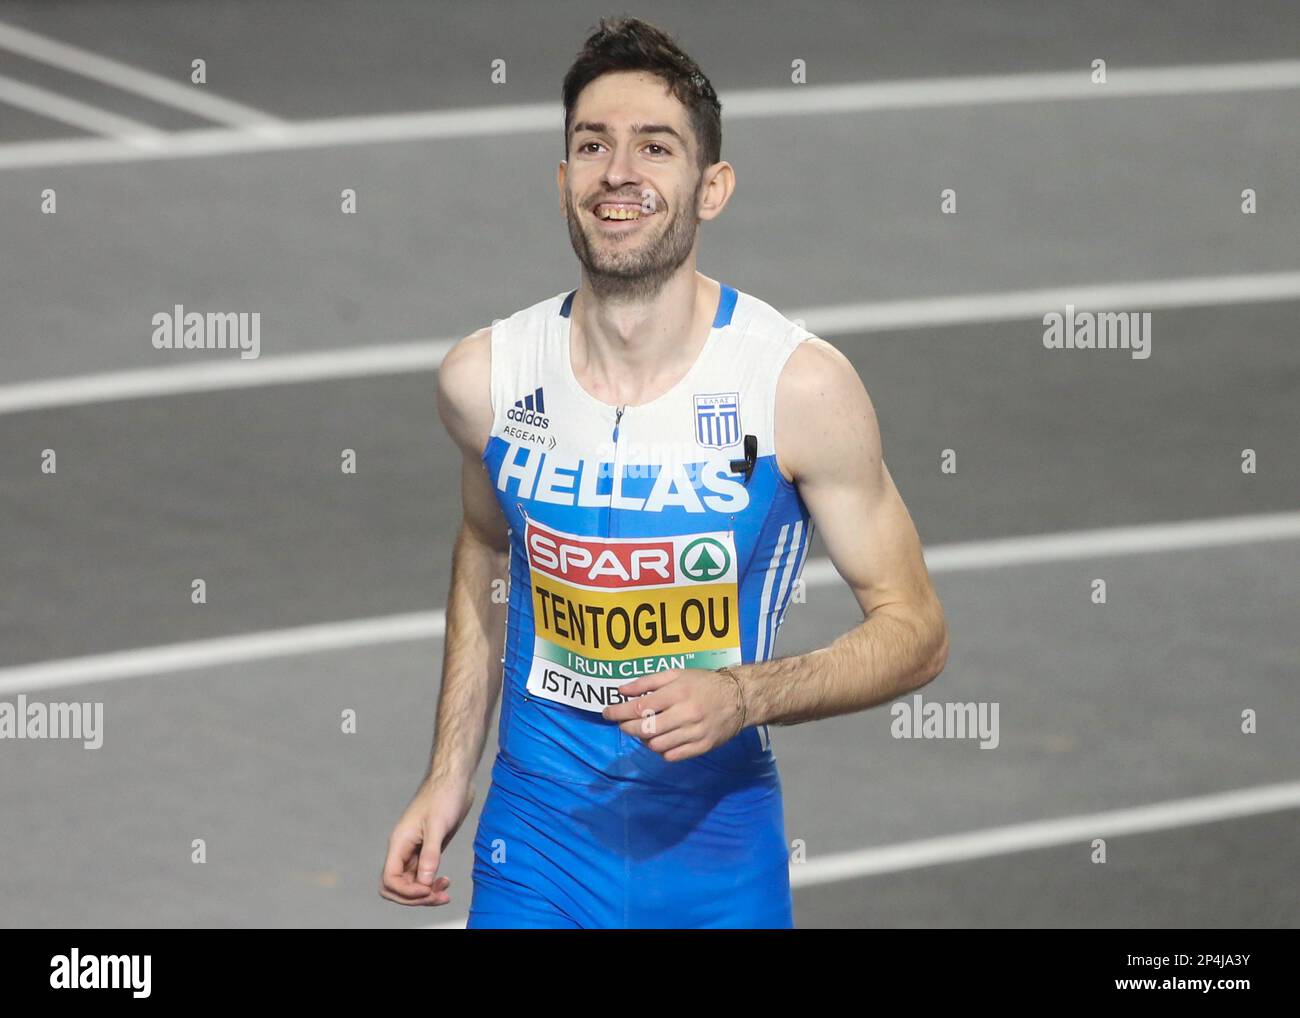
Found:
[560,71,723,294]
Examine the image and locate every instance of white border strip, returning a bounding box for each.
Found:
[792,780,1300,887]
[1,58,1297,170]
[2,510,1296,696]
[0,18,281,127]
[3,270,1298,417]
[421,779,1300,927]
[0,73,166,141]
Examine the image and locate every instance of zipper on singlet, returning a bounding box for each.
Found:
[610,404,626,762]
[608,404,626,539]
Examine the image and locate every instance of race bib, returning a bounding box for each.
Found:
[523,517,743,712]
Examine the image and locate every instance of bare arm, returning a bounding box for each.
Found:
[379,326,509,906]
[425,327,510,790]
[604,335,948,761]
[738,336,949,726]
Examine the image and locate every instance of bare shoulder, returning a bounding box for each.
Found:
[436,326,494,457]
[780,336,861,400]
[775,336,881,485]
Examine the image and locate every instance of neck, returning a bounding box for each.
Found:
[570,270,718,407]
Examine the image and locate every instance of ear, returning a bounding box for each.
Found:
[557,160,568,216]
[696,161,736,223]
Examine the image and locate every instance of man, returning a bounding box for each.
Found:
[380,16,948,928]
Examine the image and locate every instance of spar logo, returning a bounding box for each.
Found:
[527,524,677,588]
[680,537,730,581]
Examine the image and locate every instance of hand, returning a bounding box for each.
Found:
[601,668,746,762]
[379,781,474,907]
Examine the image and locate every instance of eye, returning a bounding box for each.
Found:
[644,144,669,156]
[578,141,604,154]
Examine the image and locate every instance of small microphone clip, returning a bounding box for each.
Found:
[729,433,758,485]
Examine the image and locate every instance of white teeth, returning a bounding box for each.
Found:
[597,206,644,221]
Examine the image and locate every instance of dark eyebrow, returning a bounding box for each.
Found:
[570,121,687,147]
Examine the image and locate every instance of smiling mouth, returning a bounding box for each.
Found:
[591,202,659,224]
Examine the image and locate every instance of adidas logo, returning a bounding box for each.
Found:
[507,386,550,430]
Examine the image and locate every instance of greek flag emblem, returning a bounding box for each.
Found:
[694,392,741,449]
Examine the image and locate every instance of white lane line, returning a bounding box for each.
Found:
[805,511,1300,582]
[0,103,555,171]
[0,18,281,128]
[0,73,166,143]
[792,780,1300,887]
[789,271,1300,335]
[0,58,1296,170]
[723,59,1300,116]
[4,270,1299,417]
[2,510,1296,696]
[0,612,441,697]
[420,779,1300,927]
[0,340,454,415]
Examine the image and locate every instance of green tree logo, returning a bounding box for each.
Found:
[680,538,731,581]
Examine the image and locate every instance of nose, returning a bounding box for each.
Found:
[601,141,639,191]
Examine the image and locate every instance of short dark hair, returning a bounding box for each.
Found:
[562,16,722,171]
